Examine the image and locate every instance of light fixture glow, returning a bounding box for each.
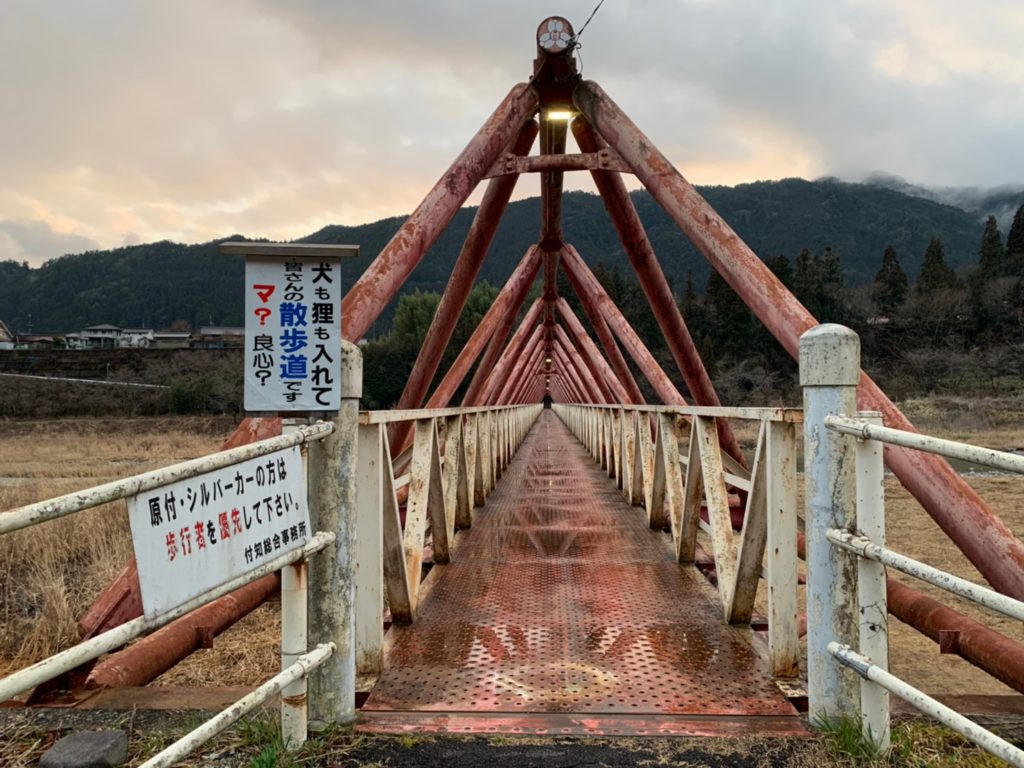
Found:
[544,109,573,121]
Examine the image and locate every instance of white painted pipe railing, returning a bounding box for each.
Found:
[827,529,1024,623]
[0,532,334,703]
[0,421,334,535]
[804,323,1024,765]
[138,643,336,768]
[825,415,1024,474]
[829,643,1024,768]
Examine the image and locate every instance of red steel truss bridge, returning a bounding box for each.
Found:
[20,15,1024,745]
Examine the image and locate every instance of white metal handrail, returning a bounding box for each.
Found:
[825,414,1024,474]
[0,421,334,535]
[830,644,1024,767]
[0,417,350,764]
[827,529,1024,623]
[799,324,1024,768]
[139,643,335,768]
[552,402,801,679]
[804,326,1024,766]
[0,532,333,702]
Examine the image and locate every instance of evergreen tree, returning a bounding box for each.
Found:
[871,245,909,316]
[702,269,754,361]
[976,215,1005,276]
[916,238,958,295]
[1006,204,1024,274]
[765,254,793,289]
[794,248,816,301]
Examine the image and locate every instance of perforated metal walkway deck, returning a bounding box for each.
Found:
[359,411,804,736]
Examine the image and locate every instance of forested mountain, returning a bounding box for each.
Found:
[2,177,1017,335]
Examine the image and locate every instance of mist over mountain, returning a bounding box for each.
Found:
[857,172,1024,229]
[1,177,1018,336]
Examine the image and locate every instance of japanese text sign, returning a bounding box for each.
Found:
[127,446,310,619]
[244,254,342,411]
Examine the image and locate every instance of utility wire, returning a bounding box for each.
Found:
[572,0,607,45]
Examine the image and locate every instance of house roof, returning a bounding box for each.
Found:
[83,324,122,331]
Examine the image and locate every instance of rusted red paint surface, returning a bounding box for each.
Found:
[575,79,1024,599]
[555,328,609,403]
[572,118,744,465]
[495,330,543,406]
[561,245,687,406]
[361,414,797,732]
[552,340,601,403]
[888,581,1024,694]
[475,301,544,405]
[421,246,542,410]
[342,83,539,343]
[86,574,279,688]
[555,299,630,404]
[394,121,538,419]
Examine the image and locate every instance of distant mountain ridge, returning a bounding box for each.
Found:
[2,177,1019,335]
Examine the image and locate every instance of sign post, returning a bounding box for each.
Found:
[219,240,361,728]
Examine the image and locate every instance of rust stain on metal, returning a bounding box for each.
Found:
[575,76,1024,599]
[362,413,796,732]
[888,580,1024,693]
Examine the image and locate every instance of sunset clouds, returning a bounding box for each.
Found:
[1,1,1021,265]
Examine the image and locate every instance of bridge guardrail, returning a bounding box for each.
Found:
[553,401,803,679]
[0,420,350,764]
[803,324,1024,767]
[353,404,544,680]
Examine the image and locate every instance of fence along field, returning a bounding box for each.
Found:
[1,405,1023,698]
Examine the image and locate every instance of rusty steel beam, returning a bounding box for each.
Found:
[460,288,542,407]
[550,344,583,402]
[523,377,543,404]
[555,324,614,403]
[494,325,545,406]
[86,574,279,688]
[540,119,568,249]
[554,337,604,404]
[484,149,630,178]
[572,117,744,465]
[888,580,1024,694]
[554,256,645,405]
[475,300,545,405]
[393,121,538,418]
[423,246,542,410]
[561,244,688,406]
[342,83,540,342]
[504,340,547,406]
[555,297,631,404]
[498,334,544,406]
[574,78,1024,598]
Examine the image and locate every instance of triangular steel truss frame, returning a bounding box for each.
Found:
[339,16,1024,603]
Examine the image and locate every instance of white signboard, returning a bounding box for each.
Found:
[128,446,310,619]
[244,254,342,411]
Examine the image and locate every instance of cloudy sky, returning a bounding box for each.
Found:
[1,0,1022,267]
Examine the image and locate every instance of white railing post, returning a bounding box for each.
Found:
[800,323,860,721]
[280,560,308,748]
[766,419,800,678]
[307,340,362,727]
[855,411,890,751]
[354,422,384,679]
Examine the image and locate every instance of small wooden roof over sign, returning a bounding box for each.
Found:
[218,242,359,259]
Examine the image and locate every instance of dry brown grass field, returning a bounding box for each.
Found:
[0,406,1022,698]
